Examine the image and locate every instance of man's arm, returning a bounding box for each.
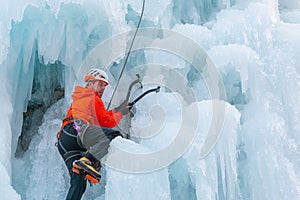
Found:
[94,96,123,128]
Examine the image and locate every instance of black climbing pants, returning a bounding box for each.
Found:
[57,123,122,200]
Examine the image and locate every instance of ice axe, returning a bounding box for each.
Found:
[125,74,143,101]
[125,74,160,106]
[129,86,161,106]
[123,74,160,139]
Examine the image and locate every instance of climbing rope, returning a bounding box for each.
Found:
[107,0,146,109]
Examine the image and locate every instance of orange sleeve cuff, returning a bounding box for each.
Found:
[112,110,123,123]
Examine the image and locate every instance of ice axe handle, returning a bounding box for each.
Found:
[126,74,142,101]
[129,86,160,106]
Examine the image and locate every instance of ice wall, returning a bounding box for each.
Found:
[184,100,241,199]
[0,1,115,198]
[0,0,299,199]
[0,80,20,199]
[209,2,300,199]
[105,98,240,200]
[105,138,171,200]
[23,100,69,200]
[172,0,231,25]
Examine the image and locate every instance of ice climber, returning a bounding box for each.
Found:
[57,68,131,200]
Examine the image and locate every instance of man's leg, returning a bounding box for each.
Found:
[65,157,87,200]
[72,125,109,180]
[78,125,112,161]
[74,125,123,180]
[57,124,87,200]
[101,127,123,141]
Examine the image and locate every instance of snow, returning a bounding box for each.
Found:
[0,0,300,199]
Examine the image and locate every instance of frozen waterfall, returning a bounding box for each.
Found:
[0,0,300,199]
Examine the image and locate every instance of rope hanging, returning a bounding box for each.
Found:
[107,0,146,109]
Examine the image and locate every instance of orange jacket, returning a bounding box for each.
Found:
[62,86,123,129]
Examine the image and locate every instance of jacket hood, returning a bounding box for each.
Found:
[72,86,97,100]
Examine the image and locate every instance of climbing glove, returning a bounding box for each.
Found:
[114,100,132,115]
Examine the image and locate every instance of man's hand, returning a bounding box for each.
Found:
[114,100,132,115]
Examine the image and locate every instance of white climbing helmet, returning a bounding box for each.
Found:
[84,68,109,85]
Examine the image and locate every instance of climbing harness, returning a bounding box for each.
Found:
[73,118,83,131]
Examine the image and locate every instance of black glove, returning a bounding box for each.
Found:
[114,100,132,115]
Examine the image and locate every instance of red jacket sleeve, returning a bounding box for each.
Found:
[94,96,123,128]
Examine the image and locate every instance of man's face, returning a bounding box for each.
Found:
[92,81,107,98]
